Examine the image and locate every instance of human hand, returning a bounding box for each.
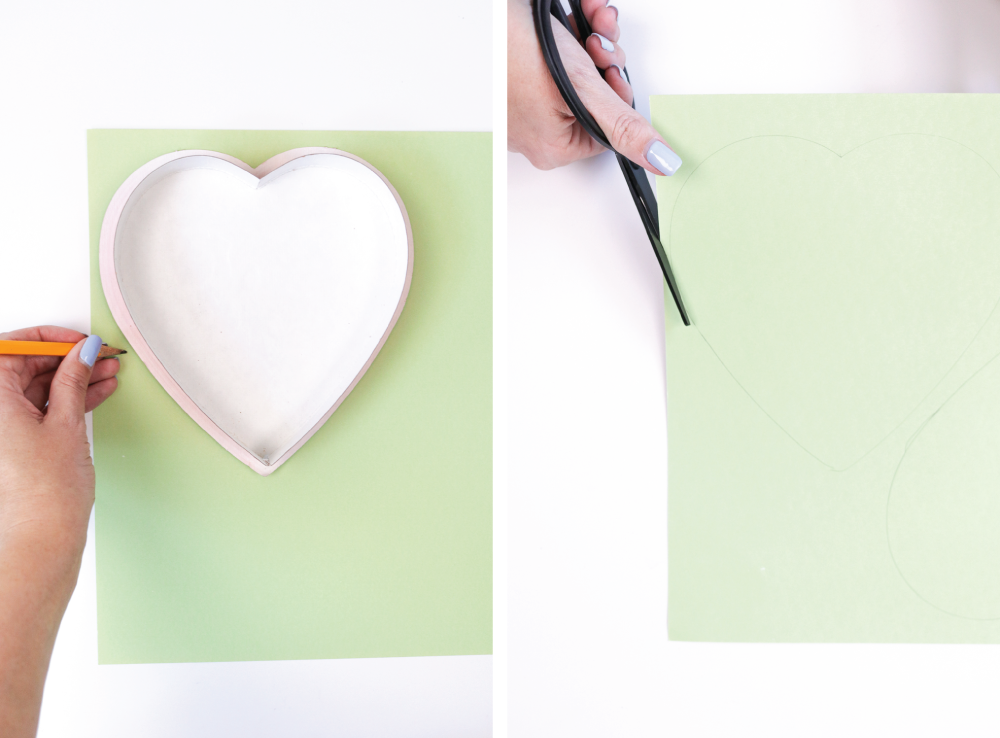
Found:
[507,0,681,175]
[0,326,119,738]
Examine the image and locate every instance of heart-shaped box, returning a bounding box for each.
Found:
[99,148,413,475]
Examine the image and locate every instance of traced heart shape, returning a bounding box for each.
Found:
[887,352,1000,619]
[100,148,413,475]
[669,134,1000,470]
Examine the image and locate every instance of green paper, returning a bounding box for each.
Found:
[88,130,492,664]
[653,95,1000,641]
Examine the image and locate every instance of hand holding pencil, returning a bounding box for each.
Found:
[0,325,121,736]
[0,327,122,415]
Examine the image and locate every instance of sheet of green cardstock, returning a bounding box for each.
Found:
[653,95,1000,641]
[88,130,491,664]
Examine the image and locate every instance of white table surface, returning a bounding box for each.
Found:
[508,0,1000,735]
[0,1,492,735]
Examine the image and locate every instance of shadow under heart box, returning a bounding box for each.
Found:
[99,147,413,476]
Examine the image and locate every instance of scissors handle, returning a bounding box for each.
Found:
[531,0,691,326]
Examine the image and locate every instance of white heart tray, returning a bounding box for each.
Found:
[99,148,413,475]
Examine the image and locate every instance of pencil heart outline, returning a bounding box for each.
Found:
[99,148,414,476]
[667,133,1000,471]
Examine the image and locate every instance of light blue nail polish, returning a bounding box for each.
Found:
[80,334,102,368]
[593,33,615,52]
[610,65,627,84]
[645,140,683,176]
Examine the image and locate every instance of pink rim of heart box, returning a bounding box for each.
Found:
[99,147,415,476]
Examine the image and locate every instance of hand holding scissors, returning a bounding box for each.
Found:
[508,0,690,324]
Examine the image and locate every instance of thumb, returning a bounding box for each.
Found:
[566,53,682,176]
[46,335,102,425]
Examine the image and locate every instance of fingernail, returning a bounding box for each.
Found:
[80,335,102,368]
[645,140,683,176]
[610,65,628,84]
[608,4,619,18]
[592,33,615,52]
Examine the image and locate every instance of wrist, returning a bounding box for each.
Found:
[0,515,89,592]
[0,521,85,738]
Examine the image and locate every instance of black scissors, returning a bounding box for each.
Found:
[531,0,690,325]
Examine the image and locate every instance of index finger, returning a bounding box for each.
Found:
[0,325,89,343]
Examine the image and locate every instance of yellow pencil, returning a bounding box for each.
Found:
[0,340,127,360]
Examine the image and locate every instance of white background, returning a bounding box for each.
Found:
[508,0,1000,736]
[0,1,493,735]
